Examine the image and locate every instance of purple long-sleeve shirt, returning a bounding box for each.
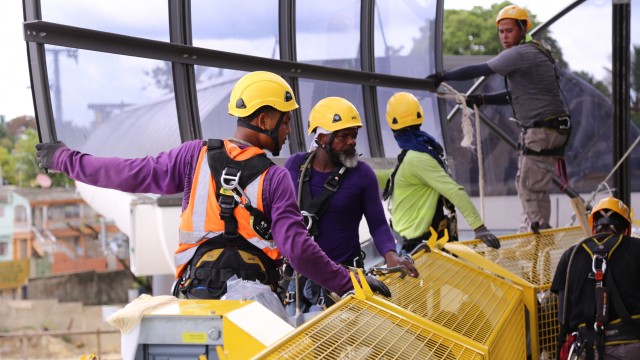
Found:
[284,152,395,263]
[51,140,354,294]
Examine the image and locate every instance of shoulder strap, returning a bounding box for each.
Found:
[580,234,634,333]
[298,151,350,236]
[530,40,556,65]
[382,149,408,201]
[206,139,273,237]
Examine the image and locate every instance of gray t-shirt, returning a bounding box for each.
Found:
[487,42,567,127]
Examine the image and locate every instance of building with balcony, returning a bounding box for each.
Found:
[0,186,129,297]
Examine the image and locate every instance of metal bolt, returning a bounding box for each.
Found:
[207,328,221,340]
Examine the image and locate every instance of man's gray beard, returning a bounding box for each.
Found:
[339,152,359,168]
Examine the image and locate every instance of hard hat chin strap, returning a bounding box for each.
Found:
[237,112,286,156]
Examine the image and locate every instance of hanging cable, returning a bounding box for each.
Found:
[435,82,485,218]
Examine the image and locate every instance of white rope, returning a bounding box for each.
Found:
[435,82,485,218]
[474,103,485,219]
[585,133,640,209]
[437,83,475,149]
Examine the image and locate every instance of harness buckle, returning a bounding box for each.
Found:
[301,211,317,231]
[220,167,241,190]
[558,116,571,130]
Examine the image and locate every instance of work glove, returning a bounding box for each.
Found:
[465,94,485,108]
[35,141,66,169]
[474,225,501,249]
[365,275,392,298]
[425,71,444,90]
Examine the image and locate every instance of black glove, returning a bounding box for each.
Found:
[474,226,501,249]
[465,94,485,108]
[35,141,66,169]
[425,71,444,90]
[365,275,392,298]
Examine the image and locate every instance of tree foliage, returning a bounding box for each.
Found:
[0,118,73,188]
[441,2,567,67]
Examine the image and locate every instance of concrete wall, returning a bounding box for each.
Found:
[0,298,122,357]
[27,270,132,305]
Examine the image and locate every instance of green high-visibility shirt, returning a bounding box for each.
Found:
[389,150,483,239]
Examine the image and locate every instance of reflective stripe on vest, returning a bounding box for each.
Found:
[176,142,280,276]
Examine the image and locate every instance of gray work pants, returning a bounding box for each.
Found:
[516,128,568,233]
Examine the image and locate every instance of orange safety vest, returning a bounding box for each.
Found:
[174,140,281,278]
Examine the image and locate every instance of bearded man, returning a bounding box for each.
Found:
[283,97,417,313]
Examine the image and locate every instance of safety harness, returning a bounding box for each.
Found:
[298,151,351,236]
[383,149,458,253]
[176,139,280,299]
[559,234,640,359]
[505,39,572,190]
[283,151,362,311]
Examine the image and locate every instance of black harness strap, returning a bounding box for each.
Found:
[176,139,281,299]
[575,234,640,359]
[207,139,273,237]
[382,150,407,201]
[384,149,457,249]
[298,151,350,236]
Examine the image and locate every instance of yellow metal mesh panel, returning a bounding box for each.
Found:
[257,297,485,360]
[379,249,525,356]
[454,226,584,360]
[462,226,582,286]
[537,286,560,358]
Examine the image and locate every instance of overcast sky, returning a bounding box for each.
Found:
[0,0,637,122]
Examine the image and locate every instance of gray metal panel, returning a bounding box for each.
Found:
[138,315,224,345]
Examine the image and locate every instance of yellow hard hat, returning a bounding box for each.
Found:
[228,71,299,118]
[386,92,424,130]
[308,97,363,135]
[496,5,531,30]
[589,196,632,233]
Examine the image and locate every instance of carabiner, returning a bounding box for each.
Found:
[591,254,607,275]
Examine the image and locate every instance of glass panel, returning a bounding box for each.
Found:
[199,70,293,158]
[298,79,370,157]
[192,0,280,59]
[40,0,169,41]
[46,46,181,157]
[376,88,440,158]
[296,0,361,70]
[374,0,436,77]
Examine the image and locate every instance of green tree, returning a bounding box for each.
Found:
[2,128,72,188]
[573,70,611,98]
[411,2,567,68]
[7,129,40,187]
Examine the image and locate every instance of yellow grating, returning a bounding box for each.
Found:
[537,286,560,359]
[257,297,485,360]
[452,226,584,360]
[460,226,583,286]
[378,249,525,353]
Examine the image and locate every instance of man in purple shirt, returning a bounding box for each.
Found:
[35,71,390,300]
[283,97,417,312]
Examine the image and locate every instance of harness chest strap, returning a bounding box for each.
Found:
[573,234,640,359]
[298,151,350,236]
